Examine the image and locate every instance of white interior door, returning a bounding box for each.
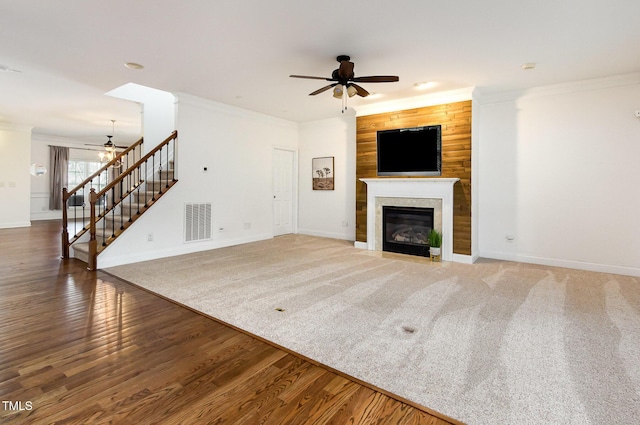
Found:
[273,148,294,236]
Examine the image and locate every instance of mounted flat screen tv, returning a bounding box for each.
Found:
[376,125,441,176]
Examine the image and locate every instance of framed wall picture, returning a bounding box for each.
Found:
[312,157,334,190]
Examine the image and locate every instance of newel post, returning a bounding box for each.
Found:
[88,188,98,271]
[61,187,69,259]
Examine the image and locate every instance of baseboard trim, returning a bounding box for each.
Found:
[480,250,640,277]
[0,221,32,229]
[97,233,273,269]
[297,228,354,241]
[452,253,476,264]
[31,212,63,221]
[354,241,368,249]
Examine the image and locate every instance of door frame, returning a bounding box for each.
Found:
[272,146,298,236]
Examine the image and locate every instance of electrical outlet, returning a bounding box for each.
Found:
[147,233,153,242]
[243,222,251,230]
[635,110,640,118]
[341,220,349,227]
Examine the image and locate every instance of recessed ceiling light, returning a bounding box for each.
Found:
[522,62,536,70]
[124,62,144,70]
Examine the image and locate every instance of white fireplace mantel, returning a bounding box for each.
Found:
[360,178,459,261]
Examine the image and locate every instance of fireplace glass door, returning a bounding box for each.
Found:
[382,206,434,257]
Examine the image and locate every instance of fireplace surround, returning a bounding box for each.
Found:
[360,178,459,261]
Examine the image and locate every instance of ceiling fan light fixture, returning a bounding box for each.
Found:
[347,85,357,97]
[99,120,121,167]
[333,85,344,99]
[104,137,116,152]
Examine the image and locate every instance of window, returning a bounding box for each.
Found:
[68,160,109,192]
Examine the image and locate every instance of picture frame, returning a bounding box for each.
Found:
[312,156,334,190]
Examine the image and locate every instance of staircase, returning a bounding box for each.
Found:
[62,131,178,270]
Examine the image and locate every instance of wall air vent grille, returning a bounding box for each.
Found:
[184,203,212,242]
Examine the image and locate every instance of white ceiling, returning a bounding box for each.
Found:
[1,0,639,144]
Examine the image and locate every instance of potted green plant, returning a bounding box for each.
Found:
[428,229,442,261]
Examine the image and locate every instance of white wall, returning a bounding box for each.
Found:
[298,114,356,240]
[30,135,55,220]
[30,135,108,221]
[477,74,640,276]
[0,125,31,228]
[97,93,299,268]
[107,83,173,148]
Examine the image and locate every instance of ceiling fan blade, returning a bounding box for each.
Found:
[309,83,338,96]
[350,83,370,97]
[290,74,333,81]
[351,75,399,83]
[84,143,128,149]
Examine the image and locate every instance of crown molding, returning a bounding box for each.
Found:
[175,92,298,129]
[354,87,474,117]
[0,123,33,132]
[474,72,640,104]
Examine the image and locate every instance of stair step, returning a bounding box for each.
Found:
[96,226,116,241]
[72,242,89,263]
[104,215,133,226]
[132,191,161,203]
[145,180,175,191]
[118,198,149,210]
[72,240,108,262]
[158,170,174,180]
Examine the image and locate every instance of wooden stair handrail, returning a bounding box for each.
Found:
[82,130,178,270]
[61,136,144,259]
[64,137,144,200]
[95,131,177,199]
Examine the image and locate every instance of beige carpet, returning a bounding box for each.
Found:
[106,234,640,425]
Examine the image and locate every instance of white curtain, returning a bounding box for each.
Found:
[49,146,69,210]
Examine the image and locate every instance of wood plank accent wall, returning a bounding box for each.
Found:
[356,100,472,255]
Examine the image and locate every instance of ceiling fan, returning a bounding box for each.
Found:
[84,136,127,150]
[84,120,128,150]
[290,55,399,111]
[83,120,127,167]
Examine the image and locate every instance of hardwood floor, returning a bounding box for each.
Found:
[0,220,459,425]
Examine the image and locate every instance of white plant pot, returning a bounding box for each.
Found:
[430,246,441,261]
